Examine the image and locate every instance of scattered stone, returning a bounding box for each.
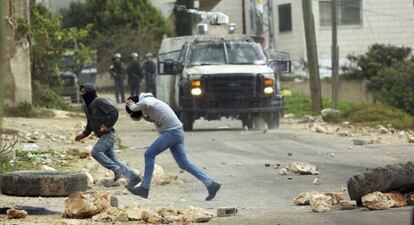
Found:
[343,121,350,125]
[310,194,332,213]
[330,153,335,157]
[79,152,90,159]
[288,161,319,175]
[264,163,271,167]
[288,152,293,156]
[42,165,57,171]
[182,207,213,223]
[314,124,328,133]
[339,200,357,210]
[368,138,382,144]
[362,192,393,210]
[378,126,389,134]
[279,167,288,175]
[273,164,281,169]
[84,172,94,185]
[217,207,238,217]
[324,192,346,205]
[7,208,28,219]
[157,207,184,223]
[64,191,111,219]
[236,163,242,166]
[353,139,367,145]
[293,192,320,205]
[125,206,148,221]
[53,220,82,225]
[298,115,315,123]
[312,176,321,185]
[142,210,164,224]
[408,135,414,143]
[384,192,407,207]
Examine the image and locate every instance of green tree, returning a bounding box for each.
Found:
[17,1,93,109]
[60,0,172,69]
[346,44,411,80]
[174,0,194,36]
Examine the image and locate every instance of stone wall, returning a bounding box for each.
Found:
[282,78,374,104]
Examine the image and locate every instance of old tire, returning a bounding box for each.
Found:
[347,162,414,205]
[0,171,88,197]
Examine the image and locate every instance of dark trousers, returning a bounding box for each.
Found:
[145,78,156,97]
[129,80,140,97]
[114,80,125,103]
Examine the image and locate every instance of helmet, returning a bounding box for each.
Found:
[113,53,122,58]
[130,52,138,58]
[145,52,153,58]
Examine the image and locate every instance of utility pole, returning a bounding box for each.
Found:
[331,0,339,109]
[267,0,275,49]
[251,0,264,36]
[301,0,323,112]
[242,0,247,34]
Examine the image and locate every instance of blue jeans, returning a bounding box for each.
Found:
[141,127,214,189]
[92,131,136,181]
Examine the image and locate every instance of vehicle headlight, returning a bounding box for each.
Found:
[264,87,274,94]
[191,87,202,96]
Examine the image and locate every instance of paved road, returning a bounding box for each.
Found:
[115,113,414,225]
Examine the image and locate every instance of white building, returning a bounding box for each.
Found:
[272,0,414,75]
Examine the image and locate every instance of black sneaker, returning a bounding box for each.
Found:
[206,181,221,201]
[126,186,149,199]
[127,176,141,188]
[113,168,123,182]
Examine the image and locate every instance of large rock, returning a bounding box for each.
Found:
[288,161,319,175]
[142,210,164,224]
[361,192,393,210]
[309,194,332,213]
[125,206,148,221]
[324,192,346,205]
[182,207,214,223]
[321,108,341,122]
[158,207,184,223]
[293,192,321,205]
[347,162,414,205]
[64,192,111,219]
[384,192,407,207]
[7,208,28,219]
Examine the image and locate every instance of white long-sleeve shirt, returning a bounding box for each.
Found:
[128,93,182,133]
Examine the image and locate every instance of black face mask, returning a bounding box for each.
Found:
[82,90,97,106]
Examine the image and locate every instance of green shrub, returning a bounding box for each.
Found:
[347,104,414,130]
[346,44,411,80]
[4,102,33,117]
[369,61,414,114]
[32,81,71,110]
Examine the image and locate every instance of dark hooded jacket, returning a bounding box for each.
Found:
[81,83,118,137]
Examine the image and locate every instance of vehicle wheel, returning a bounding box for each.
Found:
[265,112,280,129]
[242,119,253,129]
[0,171,88,197]
[180,112,194,131]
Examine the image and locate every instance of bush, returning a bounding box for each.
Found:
[3,102,33,117]
[369,60,414,114]
[347,104,414,130]
[346,44,411,80]
[32,81,71,110]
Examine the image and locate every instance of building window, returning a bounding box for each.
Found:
[278,3,292,32]
[319,0,362,26]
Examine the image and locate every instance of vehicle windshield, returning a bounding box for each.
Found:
[187,41,266,66]
[188,43,226,65]
[226,42,266,64]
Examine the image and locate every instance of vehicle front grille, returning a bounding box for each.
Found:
[202,74,260,96]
